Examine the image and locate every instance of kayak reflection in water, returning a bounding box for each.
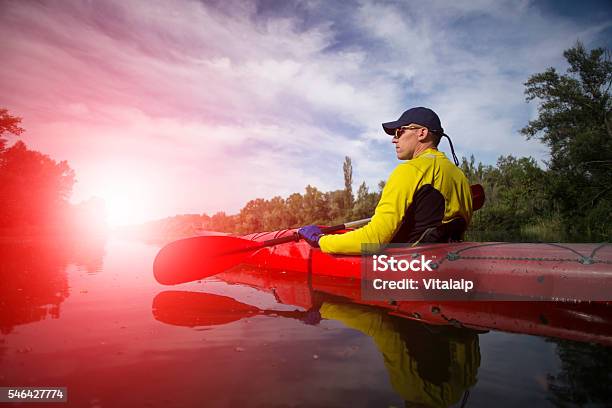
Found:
[297,107,474,254]
[153,290,480,407]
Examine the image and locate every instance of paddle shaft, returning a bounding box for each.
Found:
[260,218,371,247]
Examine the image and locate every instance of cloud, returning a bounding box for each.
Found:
[0,0,610,222]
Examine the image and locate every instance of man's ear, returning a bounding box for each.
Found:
[417,128,429,142]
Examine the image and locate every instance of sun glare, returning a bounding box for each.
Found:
[97,177,154,227]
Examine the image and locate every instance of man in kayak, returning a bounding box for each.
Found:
[299,107,473,254]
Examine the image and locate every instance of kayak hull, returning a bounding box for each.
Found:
[241,229,612,302]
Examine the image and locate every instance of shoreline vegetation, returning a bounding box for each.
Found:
[1,43,610,243]
[110,155,590,244]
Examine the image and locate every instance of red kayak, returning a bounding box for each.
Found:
[239,229,612,302]
[153,224,611,301]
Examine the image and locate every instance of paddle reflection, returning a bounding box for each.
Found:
[152,291,305,327]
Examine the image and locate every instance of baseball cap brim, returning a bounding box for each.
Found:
[382,120,404,135]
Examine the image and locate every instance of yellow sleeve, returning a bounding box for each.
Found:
[319,163,421,254]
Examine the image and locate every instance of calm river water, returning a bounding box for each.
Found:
[0,236,610,407]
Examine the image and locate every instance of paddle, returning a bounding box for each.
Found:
[152,291,305,327]
[153,184,486,285]
[153,217,370,285]
[470,183,485,211]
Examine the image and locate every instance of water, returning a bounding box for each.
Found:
[1,235,611,407]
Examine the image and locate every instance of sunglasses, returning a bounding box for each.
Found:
[393,126,426,140]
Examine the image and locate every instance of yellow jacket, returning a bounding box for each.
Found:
[320,149,472,254]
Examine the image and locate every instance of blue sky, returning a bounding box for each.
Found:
[0,0,611,224]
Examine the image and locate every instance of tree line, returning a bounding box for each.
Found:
[0,109,105,233]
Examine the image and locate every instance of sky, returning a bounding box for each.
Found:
[1,0,611,226]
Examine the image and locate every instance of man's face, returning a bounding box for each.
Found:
[392,124,426,160]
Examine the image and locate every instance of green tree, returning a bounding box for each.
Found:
[352,181,379,220]
[521,42,612,237]
[496,156,549,218]
[343,156,354,216]
[238,198,268,233]
[262,196,286,231]
[302,185,329,224]
[460,155,500,208]
[476,156,549,231]
[326,189,348,224]
[460,154,554,238]
[285,193,304,227]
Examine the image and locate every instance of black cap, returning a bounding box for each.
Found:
[383,106,460,166]
[382,107,444,135]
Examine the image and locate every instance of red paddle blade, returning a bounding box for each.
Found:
[470,184,485,211]
[153,235,262,285]
[152,291,261,327]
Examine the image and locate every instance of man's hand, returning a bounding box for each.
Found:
[297,225,324,248]
[301,307,322,325]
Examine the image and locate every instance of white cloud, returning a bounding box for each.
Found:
[1,0,609,221]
